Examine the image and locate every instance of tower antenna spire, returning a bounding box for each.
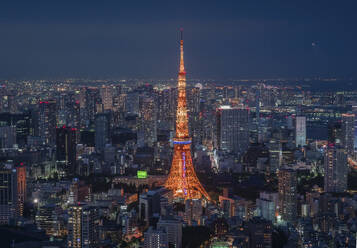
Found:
[180,28,183,41]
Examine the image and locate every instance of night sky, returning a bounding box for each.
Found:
[0,1,356,79]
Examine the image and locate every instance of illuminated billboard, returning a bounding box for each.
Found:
[137,170,147,179]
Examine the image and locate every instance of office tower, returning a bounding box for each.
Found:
[295,116,306,147]
[56,126,77,176]
[216,105,250,156]
[278,168,297,223]
[35,204,57,236]
[268,139,282,172]
[157,216,182,248]
[144,227,168,248]
[247,217,272,248]
[184,199,203,226]
[328,121,342,144]
[157,88,177,131]
[125,91,140,114]
[0,112,34,146]
[138,96,157,147]
[100,86,113,111]
[0,166,17,224]
[39,100,57,145]
[324,144,348,193]
[16,164,26,217]
[165,31,210,201]
[256,192,278,223]
[0,125,16,148]
[67,204,98,248]
[95,113,110,153]
[85,87,101,125]
[139,188,168,225]
[341,113,355,156]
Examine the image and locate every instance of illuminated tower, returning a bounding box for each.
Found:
[165,30,210,201]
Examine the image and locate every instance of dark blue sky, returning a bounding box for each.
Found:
[0,0,356,79]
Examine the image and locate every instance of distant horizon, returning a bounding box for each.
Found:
[1,1,357,79]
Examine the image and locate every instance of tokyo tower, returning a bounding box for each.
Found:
[165,30,211,201]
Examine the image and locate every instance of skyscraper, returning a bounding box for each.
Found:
[100,86,113,111]
[341,113,355,156]
[56,126,77,176]
[67,204,98,248]
[138,96,157,147]
[0,166,17,224]
[157,216,182,248]
[247,217,273,248]
[39,100,57,145]
[143,227,168,248]
[268,139,282,172]
[216,105,250,156]
[95,113,110,153]
[295,116,306,147]
[164,30,210,201]
[324,143,348,193]
[278,168,297,223]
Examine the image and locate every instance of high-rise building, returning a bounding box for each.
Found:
[100,86,113,111]
[95,113,110,153]
[143,226,168,248]
[138,96,157,147]
[247,217,272,248]
[0,166,17,224]
[0,112,34,147]
[278,168,297,223]
[328,121,342,144]
[0,125,16,148]
[164,30,210,201]
[295,116,306,147]
[85,88,101,125]
[341,113,355,156]
[268,139,282,172]
[39,100,57,145]
[16,163,26,217]
[56,126,77,176]
[184,199,203,226]
[217,105,250,156]
[35,204,57,236]
[67,204,98,248]
[157,216,182,248]
[324,144,348,193]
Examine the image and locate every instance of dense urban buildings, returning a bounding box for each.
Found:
[1,2,357,247]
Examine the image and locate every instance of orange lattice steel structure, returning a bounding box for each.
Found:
[165,30,210,201]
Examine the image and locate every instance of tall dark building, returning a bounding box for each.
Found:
[0,112,34,147]
[56,126,77,176]
[247,217,272,248]
[86,88,101,125]
[278,168,297,224]
[67,204,99,248]
[324,143,348,193]
[217,105,250,156]
[328,121,342,145]
[95,113,110,153]
[0,166,17,224]
[39,100,57,145]
[341,113,355,156]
